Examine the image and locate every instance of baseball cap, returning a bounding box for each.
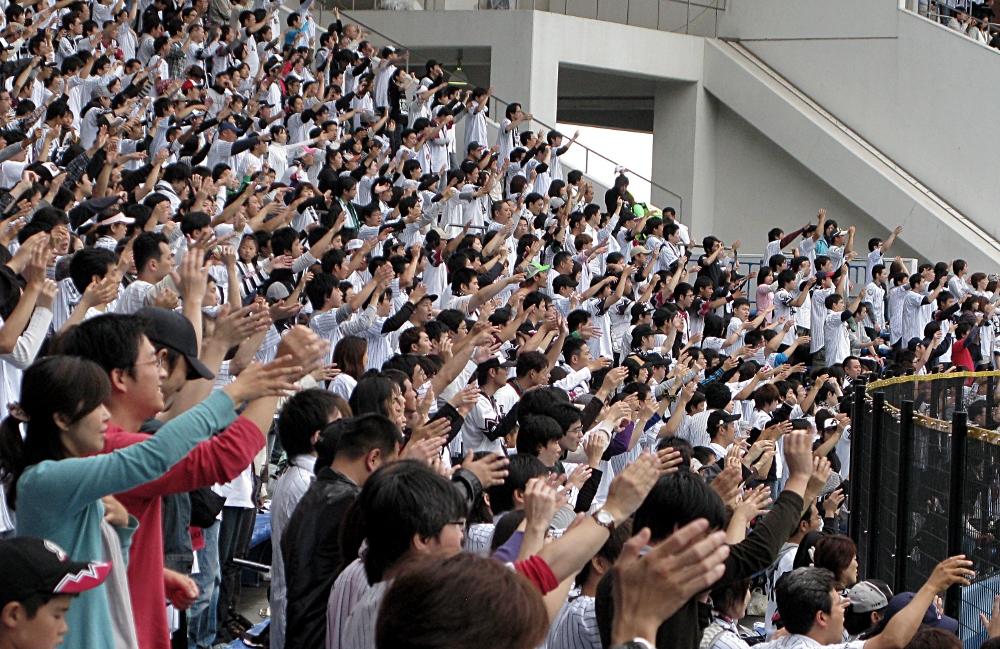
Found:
[346,239,364,251]
[296,146,318,159]
[0,538,111,609]
[832,229,848,238]
[882,593,958,634]
[847,581,890,614]
[92,86,112,99]
[525,262,550,280]
[266,282,291,301]
[631,302,654,318]
[136,307,215,381]
[707,409,741,431]
[642,352,667,367]
[429,227,451,240]
[816,271,833,280]
[631,323,656,340]
[630,245,652,258]
[218,122,242,135]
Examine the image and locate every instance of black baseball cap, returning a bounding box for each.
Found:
[0,538,111,608]
[137,307,215,381]
[707,409,741,432]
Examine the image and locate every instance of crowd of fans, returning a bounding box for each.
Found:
[0,2,995,649]
[921,1,999,45]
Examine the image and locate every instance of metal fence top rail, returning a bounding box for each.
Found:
[864,370,1000,446]
[866,370,1000,390]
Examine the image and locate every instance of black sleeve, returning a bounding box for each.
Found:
[450,468,483,513]
[381,301,415,333]
[717,490,805,584]
[493,401,519,442]
[431,403,465,445]
[189,140,212,166]
[573,467,604,513]
[196,117,220,134]
[351,60,370,76]
[938,303,962,321]
[841,309,855,322]
[298,195,328,213]
[230,136,261,156]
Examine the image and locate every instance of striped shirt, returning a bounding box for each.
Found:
[888,285,908,345]
[337,578,389,649]
[326,558,370,649]
[464,523,495,557]
[546,596,601,649]
[359,316,391,371]
[269,455,317,649]
[702,615,751,649]
[310,304,378,364]
[114,280,154,314]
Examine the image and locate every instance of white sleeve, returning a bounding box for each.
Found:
[0,307,53,369]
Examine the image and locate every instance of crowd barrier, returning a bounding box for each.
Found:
[849,372,1000,648]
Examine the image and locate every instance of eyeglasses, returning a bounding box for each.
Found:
[134,356,163,368]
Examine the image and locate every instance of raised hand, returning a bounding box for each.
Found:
[603,453,660,522]
[399,434,447,465]
[655,447,684,475]
[612,520,729,644]
[223,355,302,403]
[210,303,272,350]
[461,451,510,488]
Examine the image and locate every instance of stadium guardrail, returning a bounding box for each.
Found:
[850,372,1000,649]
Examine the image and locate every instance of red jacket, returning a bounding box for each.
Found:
[97,417,264,649]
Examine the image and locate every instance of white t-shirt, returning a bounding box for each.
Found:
[810,287,834,353]
[823,311,850,367]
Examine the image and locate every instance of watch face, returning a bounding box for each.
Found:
[596,510,612,525]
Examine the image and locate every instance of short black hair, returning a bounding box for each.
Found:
[775,567,837,635]
[68,247,116,294]
[515,351,547,379]
[53,313,147,374]
[277,388,341,457]
[133,231,169,274]
[487,453,547,514]
[314,413,401,469]
[360,460,467,584]
[515,415,564,457]
[633,470,727,542]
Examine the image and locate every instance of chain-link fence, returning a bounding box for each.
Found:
[851,373,1000,649]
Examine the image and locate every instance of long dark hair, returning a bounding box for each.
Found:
[348,374,398,419]
[0,356,111,509]
[333,335,367,380]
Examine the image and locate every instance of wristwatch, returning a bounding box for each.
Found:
[593,509,616,534]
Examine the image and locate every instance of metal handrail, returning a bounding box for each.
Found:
[324,5,687,217]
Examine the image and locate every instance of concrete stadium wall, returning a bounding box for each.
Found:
[717,0,1000,242]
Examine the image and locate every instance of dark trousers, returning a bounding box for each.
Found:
[214,506,256,642]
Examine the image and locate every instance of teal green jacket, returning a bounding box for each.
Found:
[15,390,238,649]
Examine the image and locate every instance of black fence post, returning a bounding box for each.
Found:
[945,409,968,620]
[866,391,885,577]
[849,379,867,545]
[895,400,914,594]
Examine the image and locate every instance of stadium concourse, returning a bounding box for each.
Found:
[0,3,995,649]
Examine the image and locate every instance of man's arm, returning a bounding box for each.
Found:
[882,225,903,254]
[713,432,813,585]
[866,557,974,649]
[468,273,524,314]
